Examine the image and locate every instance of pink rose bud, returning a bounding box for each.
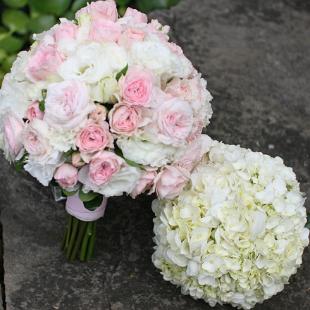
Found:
[26,44,63,82]
[3,113,24,159]
[124,8,148,24]
[118,28,145,48]
[54,164,78,189]
[131,170,157,198]
[155,166,189,200]
[76,122,113,154]
[89,105,107,123]
[72,152,85,168]
[120,68,153,107]
[109,104,141,135]
[89,0,118,22]
[88,151,123,186]
[26,101,44,121]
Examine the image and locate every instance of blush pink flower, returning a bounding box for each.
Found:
[176,135,212,171]
[123,8,147,24]
[54,20,78,42]
[3,113,24,159]
[118,28,145,48]
[44,80,94,130]
[26,102,44,121]
[109,104,141,135]
[89,105,108,123]
[54,163,78,189]
[89,0,118,22]
[154,166,189,200]
[88,151,123,186]
[131,169,157,198]
[26,44,63,82]
[76,122,113,154]
[120,68,153,107]
[156,98,194,146]
[89,19,122,42]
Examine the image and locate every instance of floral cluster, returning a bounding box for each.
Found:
[152,140,309,309]
[0,0,212,200]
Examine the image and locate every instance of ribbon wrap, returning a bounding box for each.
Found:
[65,193,107,222]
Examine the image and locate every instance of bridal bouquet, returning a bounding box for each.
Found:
[0,0,212,261]
[153,140,309,309]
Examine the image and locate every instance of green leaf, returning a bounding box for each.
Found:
[1,54,17,72]
[71,0,88,13]
[0,33,25,54]
[3,0,28,9]
[115,64,128,81]
[62,189,78,197]
[14,153,28,172]
[39,101,45,112]
[136,0,168,12]
[116,0,131,6]
[2,9,30,35]
[79,190,100,202]
[29,0,71,16]
[83,195,104,211]
[64,10,75,20]
[28,14,57,33]
[0,49,7,62]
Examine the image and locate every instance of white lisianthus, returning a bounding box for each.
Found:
[90,76,119,103]
[152,141,309,309]
[58,42,127,84]
[117,137,179,167]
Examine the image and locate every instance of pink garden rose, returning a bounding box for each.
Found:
[118,28,145,48]
[154,166,189,200]
[76,122,113,154]
[89,105,107,123]
[26,44,63,82]
[120,68,153,107]
[72,152,85,168]
[123,8,147,24]
[23,119,50,158]
[176,135,212,171]
[156,98,194,146]
[89,19,122,42]
[54,163,78,189]
[87,151,123,186]
[89,0,118,22]
[54,20,78,42]
[3,113,24,159]
[109,104,141,135]
[44,80,94,130]
[26,102,44,121]
[131,169,157,198]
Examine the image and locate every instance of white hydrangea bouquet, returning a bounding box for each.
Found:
[152,140,309,309]
[0,0,212,261]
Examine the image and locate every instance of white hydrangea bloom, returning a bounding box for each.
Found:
[152,141,309,309]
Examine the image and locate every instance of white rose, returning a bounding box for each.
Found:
[117,137,179,167]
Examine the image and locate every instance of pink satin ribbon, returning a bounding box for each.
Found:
[65,193,107,222]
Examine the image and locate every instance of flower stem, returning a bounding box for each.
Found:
[86,222,96,261]
[80,222,92,262]
[70,221,87,262]
[66,217,79,260]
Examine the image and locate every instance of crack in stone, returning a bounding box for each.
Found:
[0,220,6,310]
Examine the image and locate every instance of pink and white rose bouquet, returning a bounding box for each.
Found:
[0,1,212,261]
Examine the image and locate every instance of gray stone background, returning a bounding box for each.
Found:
[0,0,309,309]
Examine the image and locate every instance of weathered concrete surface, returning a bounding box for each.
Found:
[0,0,309,309]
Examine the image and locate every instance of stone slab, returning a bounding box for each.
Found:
[1,0,310,309]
